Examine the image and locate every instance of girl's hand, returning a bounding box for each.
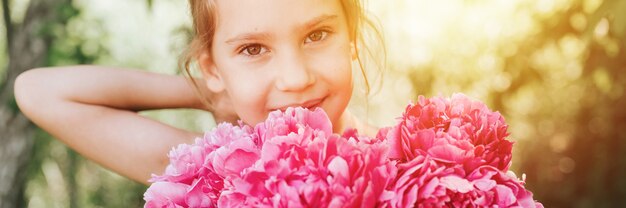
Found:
[14,65,229,184]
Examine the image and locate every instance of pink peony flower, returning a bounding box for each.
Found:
[145,123,258,207]
[467,166,543,208]
[382,93,513,173]
[217,108,397,207]
[381,94,541,207]
[255,107,333,143]
[385,155,543,208]
[385,155,468,207]
[208,131,259,179]
[144,178,215,208]
[144,182,189,208]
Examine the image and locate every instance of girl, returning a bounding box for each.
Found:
[14,0,383,185]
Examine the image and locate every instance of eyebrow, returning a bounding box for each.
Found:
[225,14,338,45]
[302,14,338,31]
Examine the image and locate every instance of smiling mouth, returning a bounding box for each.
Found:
[273,97,326,112]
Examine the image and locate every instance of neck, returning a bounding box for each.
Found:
[333,111,351,134]
[334,110,379,138]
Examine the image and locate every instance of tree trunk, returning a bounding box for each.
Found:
[0,0,71,207]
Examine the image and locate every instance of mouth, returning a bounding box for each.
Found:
[272,97,327,112]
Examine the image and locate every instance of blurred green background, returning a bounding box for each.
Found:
[0,0,624,207]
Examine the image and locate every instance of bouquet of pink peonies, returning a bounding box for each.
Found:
[378,94,542,207]
[144,94,543,208]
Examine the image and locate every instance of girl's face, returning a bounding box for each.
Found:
[204,0,354,128]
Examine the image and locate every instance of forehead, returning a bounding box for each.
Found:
[213,0,346,37]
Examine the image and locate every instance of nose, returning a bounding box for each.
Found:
[274,50,315,92]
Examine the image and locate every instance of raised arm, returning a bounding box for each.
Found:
[14,65,235,184]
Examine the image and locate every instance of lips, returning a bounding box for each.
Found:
[273,97,326,112]
[300,98,324,108]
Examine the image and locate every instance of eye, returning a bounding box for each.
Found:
[305,30,329,43]
[240,44,267,56]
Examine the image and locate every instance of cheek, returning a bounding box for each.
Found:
[314,43,354,121]
[219,67,273,125]
[314,43,353,87]
[211,46,274,125]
